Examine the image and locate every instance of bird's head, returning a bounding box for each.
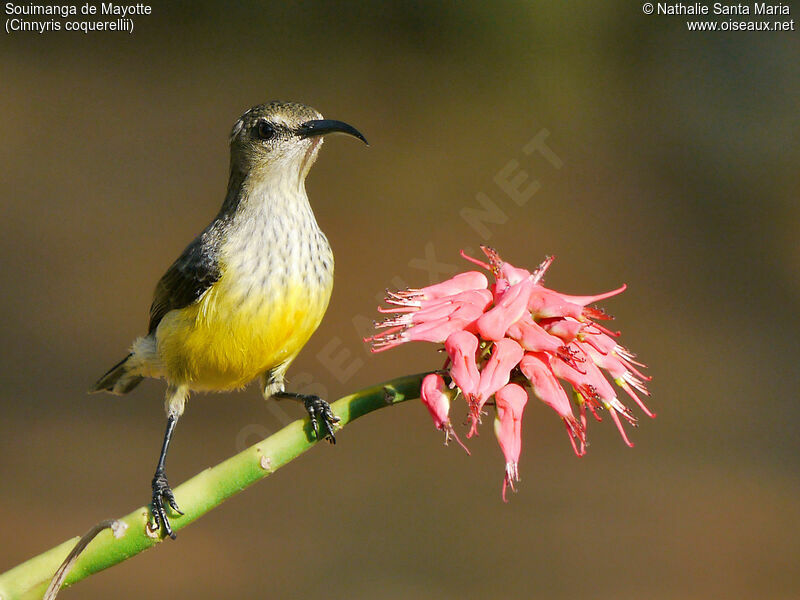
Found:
[229,101,367,185]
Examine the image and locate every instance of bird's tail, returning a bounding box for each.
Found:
[90,354,144,395]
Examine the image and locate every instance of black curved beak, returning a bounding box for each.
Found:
[298,119,368,145]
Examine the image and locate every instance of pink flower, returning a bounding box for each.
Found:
[368,246,653,499]
[470,338,524,437]
[475,279,535,341]
[444,330,481,399]
[539,317,586,343]
[420,373,469,454]
[367,289,492,350]
[394,270,489,302]
[493,383,528,502]
[549,342,639,447]
[578,339,654,418]
[519,352,586,456]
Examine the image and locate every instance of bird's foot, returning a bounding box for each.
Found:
[150,469,183,539]
[274,392,340,443]
[304,395,340,443]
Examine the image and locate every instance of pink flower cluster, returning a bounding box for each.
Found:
[366,247,653,501]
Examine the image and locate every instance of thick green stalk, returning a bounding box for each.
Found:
[0,373,426,600]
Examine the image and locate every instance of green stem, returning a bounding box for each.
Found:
[0,373,426,600]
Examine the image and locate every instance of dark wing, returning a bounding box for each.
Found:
[148,227,223,334]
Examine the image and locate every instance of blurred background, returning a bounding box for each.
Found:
[1,1,798,598]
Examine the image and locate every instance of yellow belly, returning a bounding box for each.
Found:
[155,276,331,390]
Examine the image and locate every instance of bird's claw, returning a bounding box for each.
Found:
[303,396,340,444]
[151,470,183,539]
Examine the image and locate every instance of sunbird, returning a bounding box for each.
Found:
[92,102,367,538]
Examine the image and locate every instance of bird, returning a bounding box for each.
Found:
[91,101,367,539]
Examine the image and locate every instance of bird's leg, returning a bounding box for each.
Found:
[150,385,187,539]
[273,391,340,444]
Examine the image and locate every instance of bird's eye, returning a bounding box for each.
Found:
[256,121,275,141]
